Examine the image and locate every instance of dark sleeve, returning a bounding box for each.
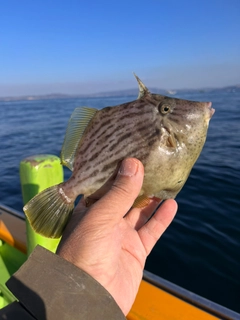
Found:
[1,245,126,320]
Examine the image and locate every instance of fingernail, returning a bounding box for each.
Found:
[118,158,138,177]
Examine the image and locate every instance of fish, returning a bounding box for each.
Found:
[23,74,215,238]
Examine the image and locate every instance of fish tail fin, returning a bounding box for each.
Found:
[23,185,74,239]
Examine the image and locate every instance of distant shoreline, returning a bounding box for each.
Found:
[0,85,239,102]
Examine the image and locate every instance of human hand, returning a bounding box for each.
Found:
[57,158,177,315]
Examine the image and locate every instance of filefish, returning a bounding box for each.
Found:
[24,75,215,238]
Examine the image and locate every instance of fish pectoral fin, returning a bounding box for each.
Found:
[132,195,151,208]
[60,107,98,171]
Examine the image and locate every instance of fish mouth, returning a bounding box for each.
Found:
[206,102,215,118]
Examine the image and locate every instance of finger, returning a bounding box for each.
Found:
[59,158,144,248]
[138,199,177,256]
[86,158,144,222]
[125,199,160,230]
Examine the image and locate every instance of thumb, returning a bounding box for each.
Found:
[88,158,144,220]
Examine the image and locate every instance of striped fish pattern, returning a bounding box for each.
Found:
[67,99,161,196]
[24,75,215,238]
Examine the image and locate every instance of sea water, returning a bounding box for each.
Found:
[0,90,239,312]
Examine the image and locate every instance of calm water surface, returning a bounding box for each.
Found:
[0,91,239,312]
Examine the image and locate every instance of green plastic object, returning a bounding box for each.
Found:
[20,155,64,256]
[0,242,26,308]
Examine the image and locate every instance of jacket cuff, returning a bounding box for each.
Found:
[6,245,126,320]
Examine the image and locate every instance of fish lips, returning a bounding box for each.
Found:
[207,102,215,118]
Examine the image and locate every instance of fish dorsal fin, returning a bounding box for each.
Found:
[60,107,97,171]
[133,73,150,99]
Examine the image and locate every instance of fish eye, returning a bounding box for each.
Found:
[158,103,171,114]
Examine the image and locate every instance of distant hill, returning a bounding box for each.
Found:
[0,85,239,102]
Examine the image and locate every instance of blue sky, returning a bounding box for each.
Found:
[0,0,240,96]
